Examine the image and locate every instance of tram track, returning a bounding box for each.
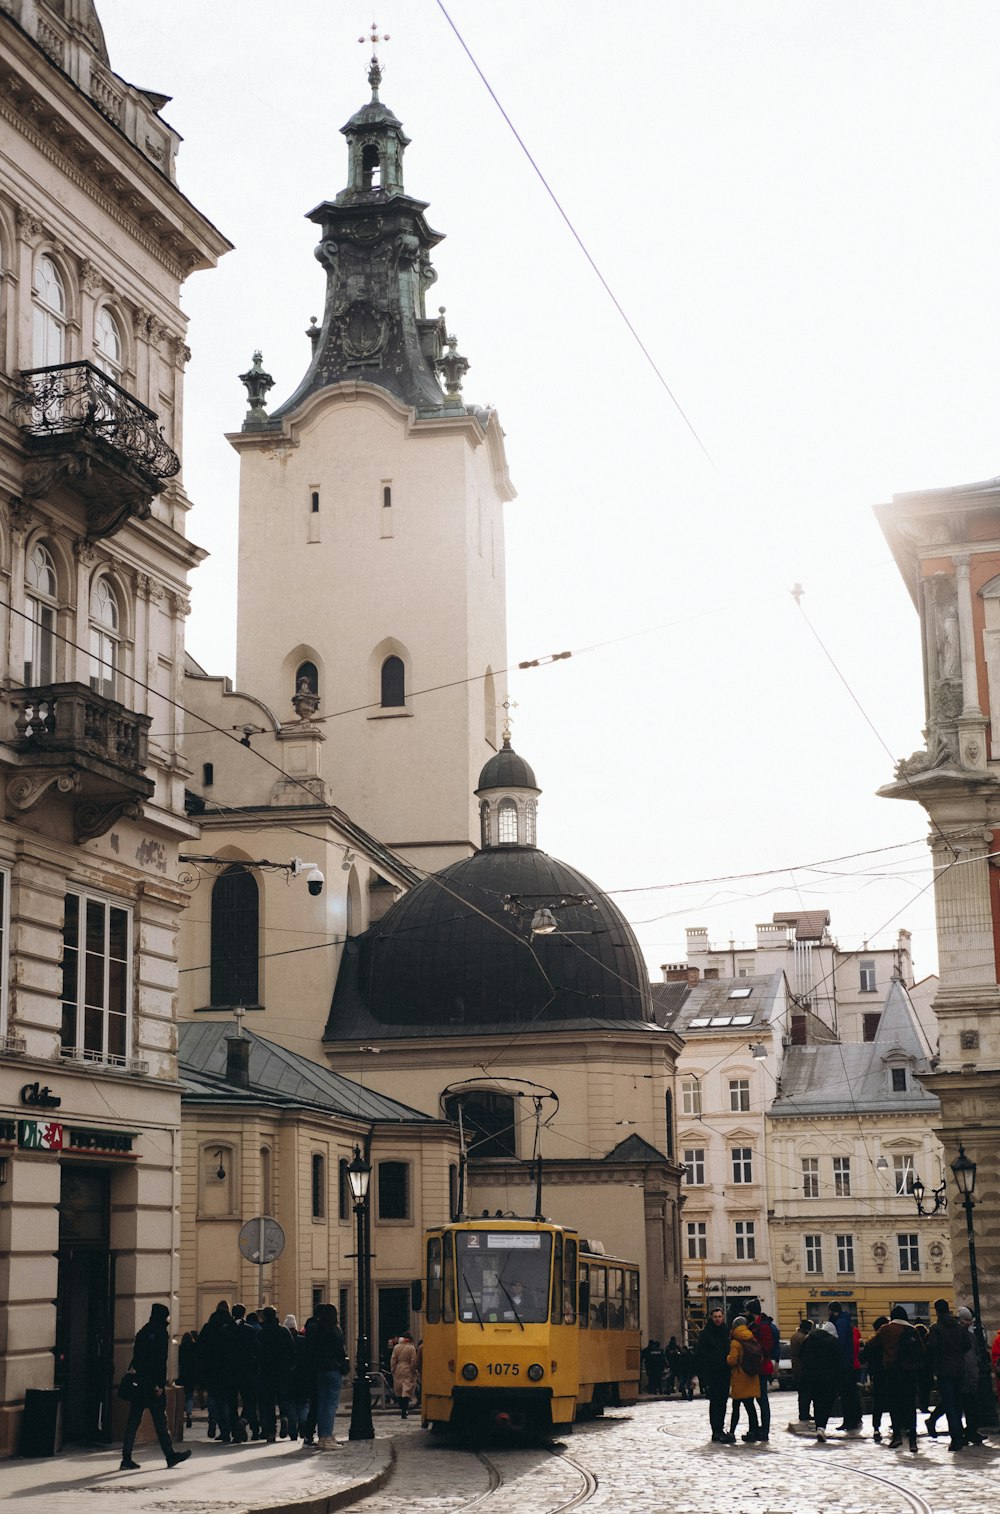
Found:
[476,1446,598,1514]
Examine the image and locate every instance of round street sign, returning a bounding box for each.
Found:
[238,1215,285,1265]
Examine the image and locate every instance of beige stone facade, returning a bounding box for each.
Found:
[0,1,226,1455]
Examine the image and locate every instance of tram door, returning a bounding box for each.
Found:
[55,1167,114,1442]
[377,1286,411,1370]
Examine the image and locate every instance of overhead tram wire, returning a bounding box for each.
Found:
[431,0,715,471]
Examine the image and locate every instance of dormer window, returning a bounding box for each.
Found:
[891,1067,907,1093]
[361,143,381,190]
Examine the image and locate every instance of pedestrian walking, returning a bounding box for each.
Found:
[224,1303,261,1442]
[391,1331,418,1419]
[955,1307,987,1446]
[196,1300,233,1441]
[861,1316,889,1441]
[256,1305,296,1442]
[642,1339,665,1394]
[799,1320,840,1442]
[789,1318,814,1425]
[295,1315,319,1447]
[928,1298,971,1451]
[827,1302,862,1431]
[726,1315,762,1443]
[310,1303,349,1449]
[119,1303,191,1472]
[875,1306,923,1451]
[664,1336,682,1396]
[695,1306,734,1442]
[176,1329,198,1429]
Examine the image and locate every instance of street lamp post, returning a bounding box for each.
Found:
[347,1144,374,1441]
[949,1144,998,1430]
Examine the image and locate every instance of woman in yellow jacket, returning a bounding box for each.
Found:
[726,1316,763,1443]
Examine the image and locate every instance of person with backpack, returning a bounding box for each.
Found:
[726,1315,763,1443]
[875,1306,924,1451]
[748,1307,776,1443]
[799,1320,840,1442]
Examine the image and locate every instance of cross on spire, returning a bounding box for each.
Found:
[359,19,390,97]
[502,697,518,743]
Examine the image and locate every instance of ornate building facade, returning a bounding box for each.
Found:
[877,474,1000,1326]
[0,0,227,1455]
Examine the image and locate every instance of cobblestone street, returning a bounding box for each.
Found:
[357,1397,998,1514]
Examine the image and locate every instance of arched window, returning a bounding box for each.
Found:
[210,864,259,1007]
[295,660,318,696]
[94,306,123,380]
[260,1145,273,1212]
[311,1153,326,1219]
[361,143,381,190]
[525,799,537,847]
[444,1089,517,1158]
[497,798,518,845]
[380,655,405,708]
[479,800,492,849]
[24,542,57,685]
[32,255,65,367]
[89,577,119,698]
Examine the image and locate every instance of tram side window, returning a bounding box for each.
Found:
[579,1263,589,1329]
[563,1238,578,1324]
[608,1267,624,1329]
[625,1269,640,1330]
[590,1265,607,1328]
[427,1236,443,1324]
[550,1230,563,1325]
[443,1232,456,1323]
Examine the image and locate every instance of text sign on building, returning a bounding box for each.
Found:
[18,1119,62,1151]
[12,1120,136,1155]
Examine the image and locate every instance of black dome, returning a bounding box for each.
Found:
[477,738,538,794]
[326,847,654,1040]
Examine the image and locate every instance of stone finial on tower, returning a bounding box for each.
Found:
[437,311,470,408]
[306,316,320,351]
[239,351,274,427]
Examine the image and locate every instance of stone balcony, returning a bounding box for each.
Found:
[5,683,154,841]
[10,361,180,540]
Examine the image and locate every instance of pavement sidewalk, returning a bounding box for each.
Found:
[0,1421,395,1514]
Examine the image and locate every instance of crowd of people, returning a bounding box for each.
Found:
[647,1298,997,1452]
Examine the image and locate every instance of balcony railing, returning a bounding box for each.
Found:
[12,361,180,484]
[11,683,151,777]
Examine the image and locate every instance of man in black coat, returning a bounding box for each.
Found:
[256,1306,296,1442]
[695,1308,734,1443]
[120,1303,191,1471]
[223,1303,261,1442]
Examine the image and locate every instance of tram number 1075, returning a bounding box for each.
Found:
[485,1362,520,1375]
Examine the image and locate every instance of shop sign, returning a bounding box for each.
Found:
[819,1289,854,1297]
[13,1120,136,1155]
[20,1082,61,1110]
[18,1119,62,1150]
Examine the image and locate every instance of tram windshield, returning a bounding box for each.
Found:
[455,1230,553,1324]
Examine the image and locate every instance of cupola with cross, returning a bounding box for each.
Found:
[476,732,541,849]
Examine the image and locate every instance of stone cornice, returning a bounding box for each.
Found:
[2,31,230,277]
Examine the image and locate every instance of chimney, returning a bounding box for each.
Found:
[225,1034,250,1088]
[662,962,696,983]
[703,967,720,981]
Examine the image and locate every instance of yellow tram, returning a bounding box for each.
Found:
[416,1217,640,1436]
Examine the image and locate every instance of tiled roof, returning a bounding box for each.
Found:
[178,1021,439,1123]
[770,978,937,1117]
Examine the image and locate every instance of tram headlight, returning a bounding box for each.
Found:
[461,1362,479,1380]
[527,1363,544,1381]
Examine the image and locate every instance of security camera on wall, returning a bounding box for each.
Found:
[291,858,324,896]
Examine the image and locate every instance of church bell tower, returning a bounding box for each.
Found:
[229,45,514,872]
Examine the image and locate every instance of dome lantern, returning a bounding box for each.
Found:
[475,734,540,849]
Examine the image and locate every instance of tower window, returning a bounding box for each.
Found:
[203,763,214,787]
[210,864,259,1008]
[383,485,392,509]
[311,491,320,513]
[497,799,518,845]
[361,143,381,190]
[380,655,405,708]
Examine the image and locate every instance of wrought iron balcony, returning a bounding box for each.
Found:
[11,361,180,540]
[5,683,154,842]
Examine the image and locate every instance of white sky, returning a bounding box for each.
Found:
[95,1,1000,983]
